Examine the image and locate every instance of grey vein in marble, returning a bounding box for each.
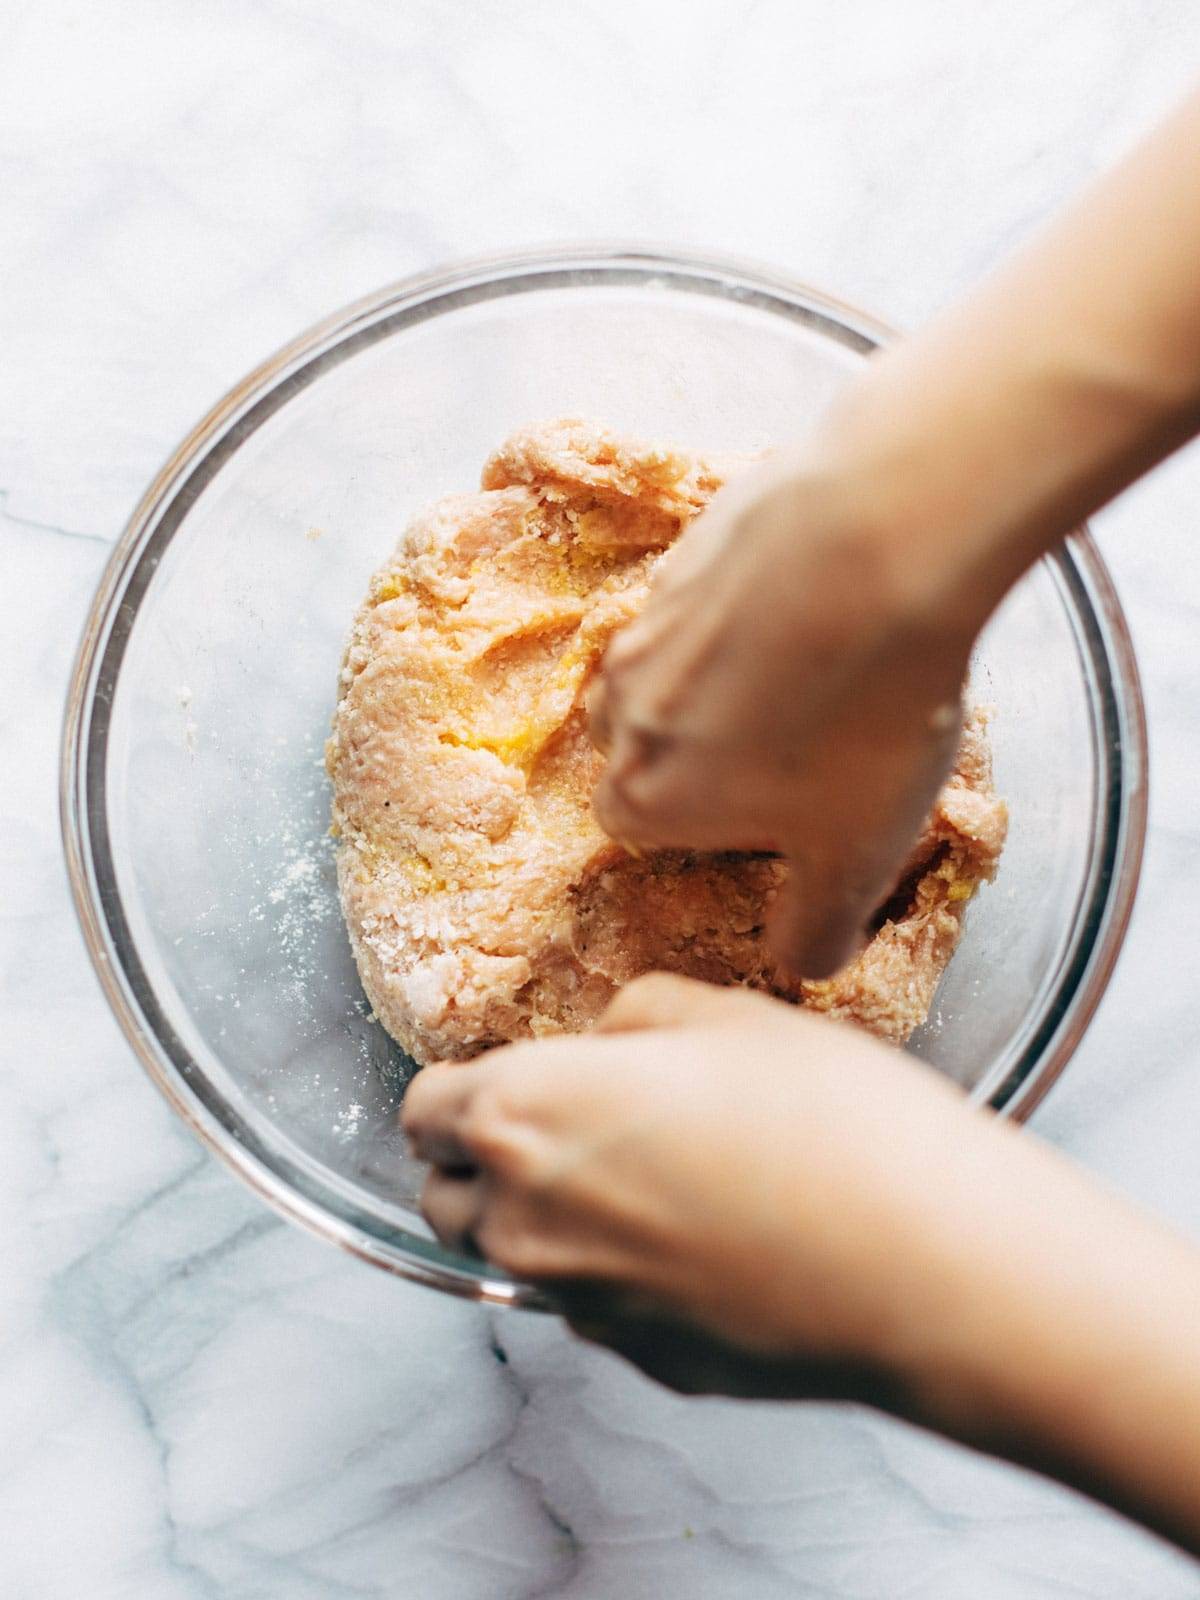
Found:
[4,2,1200,1596]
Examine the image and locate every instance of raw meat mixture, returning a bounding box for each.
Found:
[327,420,1007,1065]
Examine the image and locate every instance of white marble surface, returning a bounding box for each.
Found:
[4,2,1200,1594]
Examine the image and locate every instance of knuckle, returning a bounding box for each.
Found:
[398,1068,436,1124]
[600,618,648,674]
[464,1077,512,1129]
[460,1085,518,1163]
[592,769,631,833]
[460,1074,548,1182]
[595,744,687,842]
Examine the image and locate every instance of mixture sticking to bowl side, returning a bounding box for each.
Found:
[327,420,1008,1065]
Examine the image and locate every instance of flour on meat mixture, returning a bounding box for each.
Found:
[327,420,1008,1065]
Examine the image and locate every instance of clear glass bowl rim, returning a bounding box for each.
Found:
[60,244,1148,1306]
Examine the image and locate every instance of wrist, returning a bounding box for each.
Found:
[804,373,1037,641]
[877,1118,1200,1549]
[730,435,997,670]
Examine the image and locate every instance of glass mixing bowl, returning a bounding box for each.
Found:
[62,248,1147,1304]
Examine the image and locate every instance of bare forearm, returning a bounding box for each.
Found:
[817,87,1200,628]
[408,975,1200,1553]
[887,1116,1200,1553]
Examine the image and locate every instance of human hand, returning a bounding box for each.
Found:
[406,84,1200,1546]
[403,974,1200,1554]
[590,90,1200,985]
[402,973,992,1400]
[587,448,982,980]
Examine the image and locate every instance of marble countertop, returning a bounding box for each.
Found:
[4,3,1200,1595]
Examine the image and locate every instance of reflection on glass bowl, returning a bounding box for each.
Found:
[62,248,1147,1304]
